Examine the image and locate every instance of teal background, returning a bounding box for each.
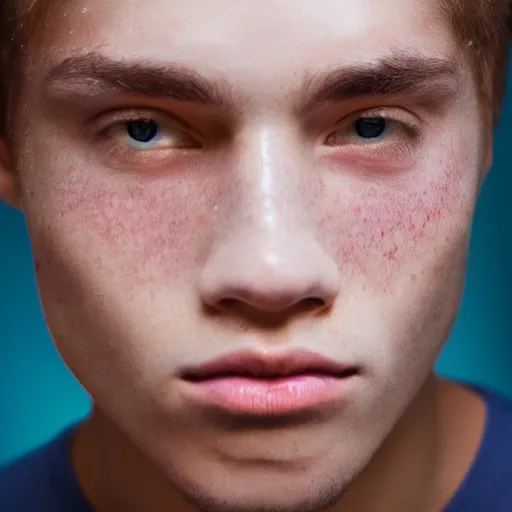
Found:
[1,69,512,468]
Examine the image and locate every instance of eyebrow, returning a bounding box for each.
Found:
[45,53,231,107]
[45,51,460,114]
[300,53,460,112]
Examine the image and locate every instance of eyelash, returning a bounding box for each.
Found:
[322,108,421,162]
[329,108,418,140]
[93,107,420,168]
[93,109,200,165]
[97,108,176,130]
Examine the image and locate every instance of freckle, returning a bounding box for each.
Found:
[34,260,41,273]
[385,246,398,260]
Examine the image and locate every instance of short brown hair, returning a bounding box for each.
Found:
[440,0,511,125]
[0,0,510,138]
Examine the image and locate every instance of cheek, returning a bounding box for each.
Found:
[25,170,214,384]
[323,158,476,288]
[28,171,217,290]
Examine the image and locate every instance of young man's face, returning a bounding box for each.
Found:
[1,0,489,510]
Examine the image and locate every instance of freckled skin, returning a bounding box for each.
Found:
[1,0,490,511]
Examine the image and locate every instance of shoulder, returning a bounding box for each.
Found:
[477,386,512,445]
[447,385,512,512]
[476,386,512,474]
[0,425,86,512]
[0,439,60,511]
[476,387,512,507]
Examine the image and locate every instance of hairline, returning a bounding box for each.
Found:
[0,0,509,139]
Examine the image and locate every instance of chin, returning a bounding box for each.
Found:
[137,431,370,512]
[170,468,350,512]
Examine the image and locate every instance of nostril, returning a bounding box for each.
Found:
[217,298,239,311]
[199,236,342,318]
[215,296,327,316]
[303,297,326,309]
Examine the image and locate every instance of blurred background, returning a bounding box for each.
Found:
[1,67,512,468]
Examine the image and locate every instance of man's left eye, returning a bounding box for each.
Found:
[324,114,408,147]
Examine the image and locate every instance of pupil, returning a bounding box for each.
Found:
[354,118,386,139]
[127,120,158,143]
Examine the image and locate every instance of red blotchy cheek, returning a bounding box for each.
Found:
[324,161,474,281]
[50,175,217,285]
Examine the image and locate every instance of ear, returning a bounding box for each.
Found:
[0,138,23,211]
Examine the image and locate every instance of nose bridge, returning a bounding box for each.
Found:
[226,124,315,280]
[237,125,306,235]
[200,125,341,316]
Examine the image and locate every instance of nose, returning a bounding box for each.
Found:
[200,234,341,318]
[199,127,342,322]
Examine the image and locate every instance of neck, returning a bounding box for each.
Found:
[333,375,440,512]
[72,413,194,512]
[71,375,485,512]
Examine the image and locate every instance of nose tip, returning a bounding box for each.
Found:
[200,237,341,319]
[214,280,332,314]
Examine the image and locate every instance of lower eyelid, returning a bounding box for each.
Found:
[335,139,415,164]
[326,128,395,146]
[103,143,188,167]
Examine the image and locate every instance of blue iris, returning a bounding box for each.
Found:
[354,117,388,139]
[126,120,159,143]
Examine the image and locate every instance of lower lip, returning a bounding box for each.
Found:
[185,374,351,416]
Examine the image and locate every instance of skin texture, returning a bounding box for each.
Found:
[0,0,492,511]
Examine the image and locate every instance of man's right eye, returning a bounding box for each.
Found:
[90,110,202,168]
[103,113,200,152]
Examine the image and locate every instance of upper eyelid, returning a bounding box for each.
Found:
[93,108,191,133]
[325,108,421,145]
[92,107,418,144]
[93,106,411,124]
[331,110,421,141]
[337,107,419,127]
[92,109,205,151]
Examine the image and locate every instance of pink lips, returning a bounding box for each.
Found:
[180,350,357,416]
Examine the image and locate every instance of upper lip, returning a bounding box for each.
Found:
[179,349,356,380]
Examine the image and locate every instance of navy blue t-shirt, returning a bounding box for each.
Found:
[1,385,511,511]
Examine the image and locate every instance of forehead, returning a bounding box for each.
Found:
[36,0,455,88]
